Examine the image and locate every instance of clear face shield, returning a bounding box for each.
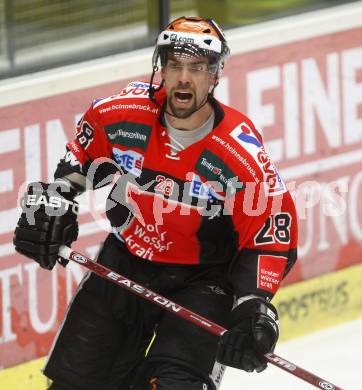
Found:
[154,43,220,76]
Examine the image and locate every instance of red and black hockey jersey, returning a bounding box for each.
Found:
[59,80,298,300]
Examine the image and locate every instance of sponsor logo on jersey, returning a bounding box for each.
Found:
[230,122,286,196]
[128,223,173,254]
[118,84,150,99]
[69,141,80,153]
[189,173,224,202]
[257,255,287,294]
[195,149,243,192]
[211,134,259,183]
[105,121,151,150]
[93,82,154,108]
[128,81,151,89]
[98,103,159,115]
[112,147,144,177]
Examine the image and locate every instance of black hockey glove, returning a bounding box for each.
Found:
[14,181,79,270]
[216,298,279,373]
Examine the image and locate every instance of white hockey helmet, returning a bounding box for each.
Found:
[152,16,230,77]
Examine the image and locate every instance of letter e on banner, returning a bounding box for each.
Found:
[257,255,287,294]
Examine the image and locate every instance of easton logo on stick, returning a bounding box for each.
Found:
[106,271,182,313]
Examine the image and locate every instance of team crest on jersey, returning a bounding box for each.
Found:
[112,147,144,177]
[105,121,151,151]
[230,122,286,196]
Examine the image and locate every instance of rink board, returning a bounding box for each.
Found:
[0,263,361,390]
[273,263,362,341]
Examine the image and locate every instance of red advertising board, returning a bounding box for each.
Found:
[0,26,361,368]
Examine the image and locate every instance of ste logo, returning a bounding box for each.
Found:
[113,148,144,177]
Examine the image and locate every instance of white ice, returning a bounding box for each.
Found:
[221,317,362,390]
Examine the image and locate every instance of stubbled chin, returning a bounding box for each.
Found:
[169,104,194,118]
[167,95,197,118]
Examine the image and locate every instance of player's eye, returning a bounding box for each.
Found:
[167,62,182,70]
[189,63,208,72]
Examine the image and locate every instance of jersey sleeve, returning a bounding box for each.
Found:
[54,101,116,188]
[228,188,297,301]
[67,102,112,169]
[224,117,298,301]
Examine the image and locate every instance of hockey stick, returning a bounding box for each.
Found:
[59,245,343,390]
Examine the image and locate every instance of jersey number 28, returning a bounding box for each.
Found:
[254,213,291,245]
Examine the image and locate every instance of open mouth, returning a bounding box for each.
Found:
[174,91,193,103]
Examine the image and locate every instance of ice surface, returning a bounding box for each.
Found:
[221,317,362,389]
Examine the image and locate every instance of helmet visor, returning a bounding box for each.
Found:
[158,43,220,74]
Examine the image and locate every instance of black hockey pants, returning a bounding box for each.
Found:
[44,234,233,390]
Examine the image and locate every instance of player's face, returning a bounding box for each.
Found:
[162,55,216,119]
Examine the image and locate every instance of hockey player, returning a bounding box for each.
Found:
[14,17,298,390]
